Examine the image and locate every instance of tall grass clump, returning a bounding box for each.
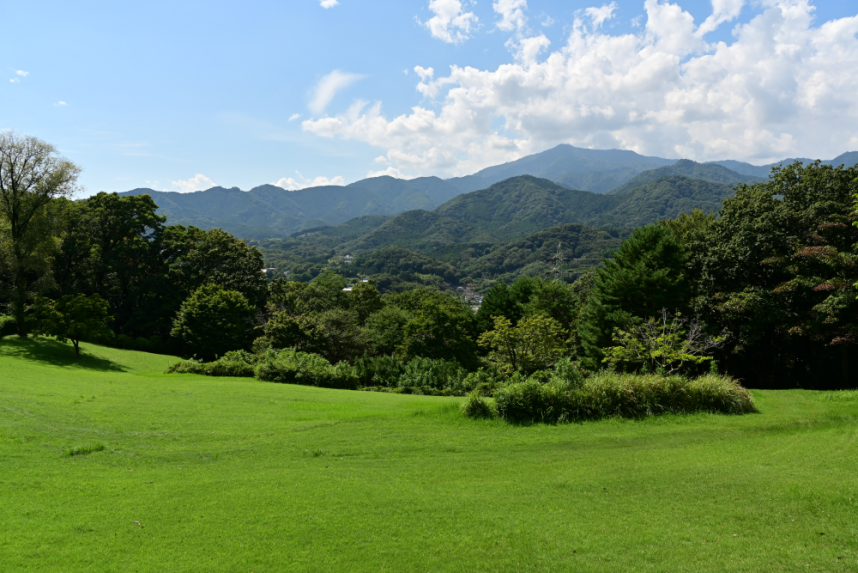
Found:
[253,348,358,390]
[491,372,756,424]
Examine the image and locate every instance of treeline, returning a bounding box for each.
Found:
[2,133,856,391]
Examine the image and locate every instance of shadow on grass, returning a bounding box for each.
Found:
[0,336,127,372]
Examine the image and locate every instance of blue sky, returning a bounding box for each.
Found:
[2,0,857,196]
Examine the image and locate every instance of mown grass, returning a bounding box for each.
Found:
[1,336,857,572]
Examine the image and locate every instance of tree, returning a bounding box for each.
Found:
[579,224,690,370]
[52,192,170,337]
[171,285,255,360]
[690,162,858,388]
[33,294,112,359]
[348,281,383,323]
[602,310,724,375]
[392,289,479,367]
[475,281,517,333]
[478,313,567,375]
[0,132,81,336]
[364,305,412,355]
[163,226,268,308]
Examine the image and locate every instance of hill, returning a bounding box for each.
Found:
[2,337,855,571]
[709,151,858,178]
[607,159,764,194]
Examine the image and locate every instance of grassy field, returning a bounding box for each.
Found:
[1,338,857,572]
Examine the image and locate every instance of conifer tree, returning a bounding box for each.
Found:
[579,224,689,370]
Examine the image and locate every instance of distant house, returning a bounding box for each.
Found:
[261,267,277,278]
[344,255,354,264]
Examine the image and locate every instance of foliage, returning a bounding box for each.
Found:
[32,294,112,358]
[603,310,725,375]
[351,354,406,387]
[395,357,468,394]
[0,314,16,338]
[165,350,257,377]
[253,348,359,390]
[460,392,497,419]
[475,281,517,333]
[364,305,412,355]
[478,314,567,375]
[688,161,858,388]
[394,289,479,367]
[0,132,80,336]
[493,372,757,424]
[171,285,255,361]
[579,224,690,370]
[459,366,508,397]
[347,281,383,323]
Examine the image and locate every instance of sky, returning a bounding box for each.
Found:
[2,0,857,196]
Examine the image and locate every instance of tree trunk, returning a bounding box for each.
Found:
[74,339,80,359]
[13,244,28,338]
[843,345,850,389]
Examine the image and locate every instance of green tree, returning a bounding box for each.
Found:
[364,305,412,356]
[52,192,170,337]
[475,281,517,333]
[0,132,81,336]
[579,224,690,370]
[348,281,383,323]
[691,162,858,388]
[478,313,567,375]
[33,294,112,358]
[164,226,268,308]
[392,289,479,367]
[171,285,255,360]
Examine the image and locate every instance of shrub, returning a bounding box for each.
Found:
[166,350,257,377]
[552,357,585,389]
[494,372,756,424]
[254,349,358,390]
[0,315,16,338]
[352,354,406,387]
[458,366,507,396]
[171,285,255,361]
[461,392,497,419]
[397,357,468,394]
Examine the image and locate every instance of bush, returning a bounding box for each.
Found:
[459,366,507,396]
[461,392,497,419]
[352,354,406,387]
[0,315,16,338]
[166,350,257,377]
[396,357,468,394]
[494,372,756,424]
[171,285,255,361]
[254,349,358,390]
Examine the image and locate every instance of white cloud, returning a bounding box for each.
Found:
[15,70,29,77]
[9,78,19,83]
[272,171,345,190]
[367,166,412,179]
[494,0,528,32]
[171,173,217,193]
[320,0,338,8]
[584,2,618,30]
[309,70,365,115]
[542,16,556,27]
[697,0,745,36]
[289,113,302,121]
[422,0,479,44]
[302,0,858,177]
[53,101,68,106]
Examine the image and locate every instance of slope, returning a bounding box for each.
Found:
[606,159,764,194]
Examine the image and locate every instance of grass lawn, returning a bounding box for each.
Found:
[1,338,857,572]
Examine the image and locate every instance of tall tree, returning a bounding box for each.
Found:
[0,132,80,336]
[579,224,689,370]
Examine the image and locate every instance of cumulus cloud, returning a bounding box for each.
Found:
[273,171,345,190]
[15,70,29,77]
[422,0,478,43]
[320,0,338,8]
[53,101,67,106]
[172,173,217,193]
[584,2,618,29]
[309,70,365,115]
[9,78,19,83]
[289,113,302,121]
[494,0,528,32]
[302,0,858,177]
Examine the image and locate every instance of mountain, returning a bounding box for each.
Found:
[709,151,858,178]
[121,176,459,239]
[433,174,731,240]
[446,144,677,193]
[606,159,764,194]
[340,210,497,253]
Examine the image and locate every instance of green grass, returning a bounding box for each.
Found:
[1,337,857,572]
